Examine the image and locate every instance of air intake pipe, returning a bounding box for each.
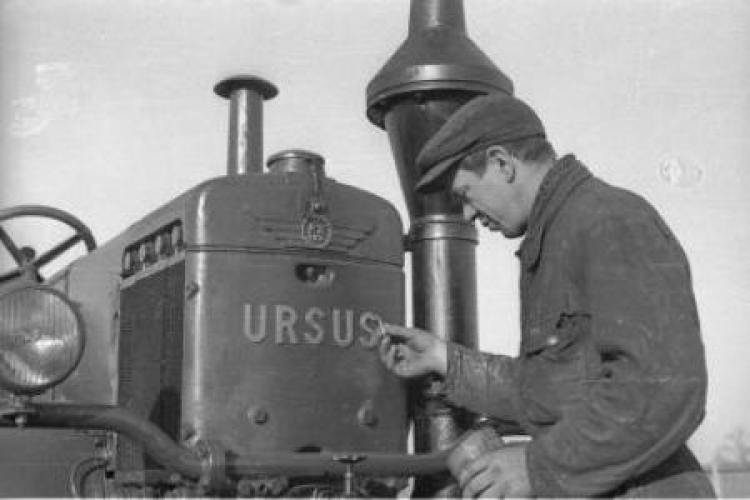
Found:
[366,0,513,495]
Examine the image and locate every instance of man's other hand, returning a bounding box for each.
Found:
[378,324,448,378]
[457,444,532,498]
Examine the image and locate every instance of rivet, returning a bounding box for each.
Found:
[357,405,378,428]
[248,406,269,425]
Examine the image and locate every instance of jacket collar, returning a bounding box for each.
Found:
[516,154,593,270]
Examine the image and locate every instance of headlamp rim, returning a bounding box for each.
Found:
[0,282,86,395]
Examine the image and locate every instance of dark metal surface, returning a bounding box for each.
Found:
[409,215,478,495]
[182,251,407,455]
[366,0,513,128]
[214,75,278,176]
[177,170,408,455]
[181,172,404,265]
[0,428,104,497]
[227,447,450,478]
[409,215,478,349]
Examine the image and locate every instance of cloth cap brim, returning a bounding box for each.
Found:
[413,93,545,194]
[413,152,466,194]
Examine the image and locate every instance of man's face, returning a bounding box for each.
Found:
[450,151,527,238]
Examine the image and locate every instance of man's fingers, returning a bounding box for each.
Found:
[462,469,502,499]
[458,458,488,490]
[382,323,416,343]
[379,334,391,360]
[478,482,509,499]
[379,336,396,370]
[378,324,435,378]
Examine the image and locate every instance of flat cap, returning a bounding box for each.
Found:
[415,93,546,193]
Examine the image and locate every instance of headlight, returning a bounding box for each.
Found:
[0,284,85,395]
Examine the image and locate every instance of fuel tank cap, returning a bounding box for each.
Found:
[267,149,325,176]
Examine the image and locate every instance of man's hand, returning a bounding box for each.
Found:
[456,444,532,498]
[378,323,448,378]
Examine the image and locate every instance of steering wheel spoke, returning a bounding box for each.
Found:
[33,233,85,269]
[0,205,97,284]
[0,226,26,266]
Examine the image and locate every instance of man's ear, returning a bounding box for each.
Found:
[486,145,515,183]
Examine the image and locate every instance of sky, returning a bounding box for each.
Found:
[1,0,749,467]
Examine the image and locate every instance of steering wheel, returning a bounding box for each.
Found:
[0,205,97,284]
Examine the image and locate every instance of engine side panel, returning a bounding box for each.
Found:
[0,429,103,497]
[182,250,407,455]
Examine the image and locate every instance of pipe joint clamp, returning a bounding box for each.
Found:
[408,215,478,245]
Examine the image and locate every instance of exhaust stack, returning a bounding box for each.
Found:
[366,0,513,218]
[215,75,278,176]
[366,0,513,494]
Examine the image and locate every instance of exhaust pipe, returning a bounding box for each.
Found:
[366,0,513,495]
[214,75,278,176]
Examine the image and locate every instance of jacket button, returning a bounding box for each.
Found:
[530,327,540,336]
[546,335,559,346]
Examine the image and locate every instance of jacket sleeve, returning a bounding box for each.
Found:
[442,342,522,423]
[526,212,708,497]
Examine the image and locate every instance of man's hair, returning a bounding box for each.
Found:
[502,136,556,163]
[461,136,556,176]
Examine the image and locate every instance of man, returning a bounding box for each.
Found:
[379,93,715,498]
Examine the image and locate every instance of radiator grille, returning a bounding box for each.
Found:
[117,261,185,474]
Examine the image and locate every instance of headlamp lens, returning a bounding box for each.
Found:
[0,286,84,394]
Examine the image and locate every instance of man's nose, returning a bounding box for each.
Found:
[462,204,478,222]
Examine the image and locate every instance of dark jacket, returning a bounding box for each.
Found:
[443,155,714,497]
